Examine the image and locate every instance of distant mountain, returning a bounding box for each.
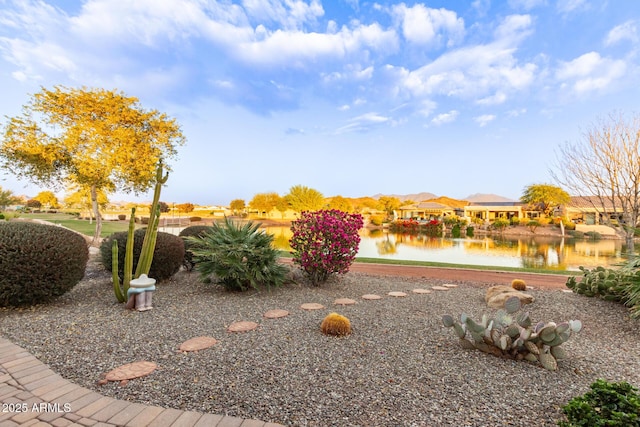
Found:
[464,193,517,203]
[372,192,437,202]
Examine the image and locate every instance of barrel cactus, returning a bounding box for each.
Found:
[441,296,582,371]
[321,312,352,336]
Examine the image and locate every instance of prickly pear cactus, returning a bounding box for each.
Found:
[441,296,582,371]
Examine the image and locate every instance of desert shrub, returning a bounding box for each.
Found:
[585,231,602,240]
[189,216,202,223]
[451,223,461,238]
[558,379,640,426]
[492,218,510,232]
[0,222,88,306]
[423,219,443,237]
[179,225,213,271]
[140,217,149,225]
[290,209,363,285]
[466,226,474,237]
[186,217,287,291]
[100,229,185,282]
[368,214,385,226]
[510,217,521,226]
[118,214,126,220]
[390,219,420,233]
[527,220,541,233]
[0,213,4,220]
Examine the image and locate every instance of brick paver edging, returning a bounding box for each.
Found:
[0,337,284,427]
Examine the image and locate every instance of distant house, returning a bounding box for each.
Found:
[464,201,526,222]
[563,196,627,225]
[396,201,457,220]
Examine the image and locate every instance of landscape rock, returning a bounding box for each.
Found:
[485,285,534,309]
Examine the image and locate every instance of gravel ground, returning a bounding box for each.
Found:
[1,255,639,427]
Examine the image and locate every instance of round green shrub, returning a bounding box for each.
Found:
[100,229,185,282]
[0,222,88,306]
[179,225,213,271]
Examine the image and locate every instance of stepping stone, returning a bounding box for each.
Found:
[412,288,432,294]
[179,336,218,352]
[264,309,290,319]
[103,361,157,382]
[334,298,356,305]
[362,294,382,300]
[443,284,458,288]
[388,291,407,297]
[301,303,325,310]
[431,286,450,291]
[227,321,259,333]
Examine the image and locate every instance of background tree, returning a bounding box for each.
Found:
[327,195,354,213]
[176,203,195,214]
[275,195,289,218]
[229,199,246,216]
[378,196,401,216]
[158,201,170,213]
[249,192,281,217]
[63,185,109,214]
[26,199,42,209]
[34,190,59,209]
[551,111,640,252]
[286,185,324,213]
[520,184,570,217]
[0,86,185,245]
[0,186,19,211]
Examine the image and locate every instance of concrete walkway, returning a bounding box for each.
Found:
[0,337,284,427]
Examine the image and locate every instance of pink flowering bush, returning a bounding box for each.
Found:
[290,209,364,285]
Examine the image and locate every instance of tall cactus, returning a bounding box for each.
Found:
[135,161,168,278]
[112,207,137,303]
[112,161,168,303]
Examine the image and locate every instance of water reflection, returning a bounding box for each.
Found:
[262,226,632,270]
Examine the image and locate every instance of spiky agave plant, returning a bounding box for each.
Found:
[186,217,288,291]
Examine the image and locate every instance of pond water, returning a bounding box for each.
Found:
[262,226,634,271]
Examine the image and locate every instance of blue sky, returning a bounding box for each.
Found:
[1,0,639,206]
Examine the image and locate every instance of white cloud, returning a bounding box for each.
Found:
[474,114,496,126]
[557,0,587,15]
[508,0,546,10]
[477,92,507,105]
[431,110,459,125]
[241,0,324,30]
[395,15,536,102]
[392,4,464,47]
[605,20,639,46]
[335,112,391,134]
[507,108,527,117]
[556,52,627,94]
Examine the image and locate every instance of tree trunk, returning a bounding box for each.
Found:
[90,184,103,247]
[625,230,635,254]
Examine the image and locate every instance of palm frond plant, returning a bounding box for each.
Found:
[186,217,288,291]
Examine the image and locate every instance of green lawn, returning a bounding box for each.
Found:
[16,213,136,238]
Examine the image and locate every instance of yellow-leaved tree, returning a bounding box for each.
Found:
[0,86,185,245]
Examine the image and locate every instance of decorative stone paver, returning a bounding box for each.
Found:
[443,284,458,288]
[264,309,290,319]
[362,294,382,300]
[103,361,157,382]
[300,303,325,310]
[412,288,432,294]
[227,321,259,333]
[388,291,407,297]
[179,337,218,352]
[334,298,357,305]
[431,286,450,291]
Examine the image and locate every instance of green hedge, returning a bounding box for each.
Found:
[0,222,88,306]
